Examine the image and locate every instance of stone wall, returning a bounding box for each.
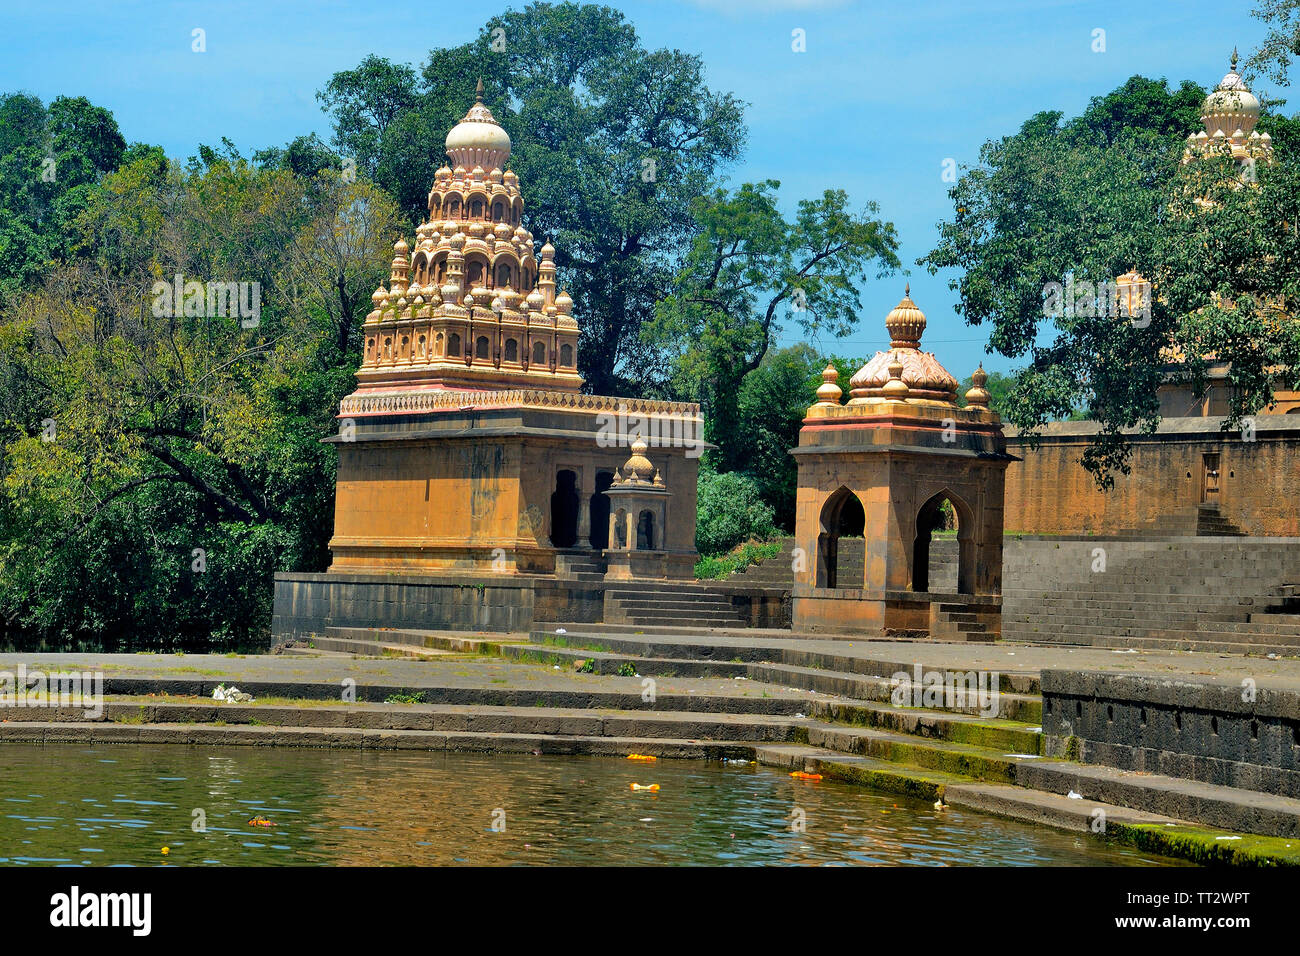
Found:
[1041,669,1300,799]
[1004,414,1300,536]
[271,571,605,641]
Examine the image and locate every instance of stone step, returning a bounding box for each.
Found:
[502,642,751,678]
[323,626,517,653]
[0,720,756,759]
[796,720,1041,784]
[80,674,810,715]
[308,637,458,659]
[1014,759,1300,839]
[528,627,1042,695]
[42,700,799,742]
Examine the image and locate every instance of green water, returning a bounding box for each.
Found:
[0,744,1182,866]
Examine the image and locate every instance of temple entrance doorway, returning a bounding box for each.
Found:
[1201,453,1221,505]
[550,470,580,547]
[913,491,973,594]
[589,470,614,549]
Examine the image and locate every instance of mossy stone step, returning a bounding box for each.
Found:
[795,721,1044,784]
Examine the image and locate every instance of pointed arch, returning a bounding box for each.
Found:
[913,489,974,594]
[816,486,865,588]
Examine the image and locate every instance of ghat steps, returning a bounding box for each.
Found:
[242,624,1300,851]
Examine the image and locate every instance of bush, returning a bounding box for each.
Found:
[695,470,777,555]
[695,540,782,579]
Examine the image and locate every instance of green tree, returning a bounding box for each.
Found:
[0,93,127,296]
[648,180,899,471]
[0,146,403,649]
[920,74,1300,482]
[694,466,777,556]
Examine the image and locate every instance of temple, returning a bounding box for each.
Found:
[791,288,1013,636]
[323,83,703,580]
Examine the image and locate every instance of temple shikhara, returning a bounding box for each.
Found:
[354,80,581,395]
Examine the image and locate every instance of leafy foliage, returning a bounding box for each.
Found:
[694,467,777,556]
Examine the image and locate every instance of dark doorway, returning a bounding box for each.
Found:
[589,471,614,549]
[550,470,580,548]
[816,487,865,588]
[913,492,972,594]
[637,510,655,550]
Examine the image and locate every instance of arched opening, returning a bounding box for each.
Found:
[505,338,519,362]
[475,336,490,359]
[471,198,484,218]
[550,471,580,548]
[533,341,547,365]
[493,202,504,222]
[496,262,512,287]
[467,259,485,288]
[560,343,574,367]
[614,508,628,548]
[447,333,461,357]
[589,470,613,549]
[434,332,444,357]
[816,487,865,589]
[637,510,656,550]
[913,491,974,594]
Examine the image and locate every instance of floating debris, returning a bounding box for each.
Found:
[248,815,276,827]
[626,754,657,761]
[629,783,660,792]
[790,771,822,781]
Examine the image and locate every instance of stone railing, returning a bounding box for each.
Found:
[339,387,701,419]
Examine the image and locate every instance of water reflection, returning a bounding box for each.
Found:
[0,745,1181,866]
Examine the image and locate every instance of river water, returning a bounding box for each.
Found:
[0,744,1181,866]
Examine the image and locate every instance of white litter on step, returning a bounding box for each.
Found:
[1067,790,1083,800]
[555,627,567,635]
[212,684,253,703]
[1004,753,1041,759]
[1112,649,1137,654]
[1215,835,1243,841]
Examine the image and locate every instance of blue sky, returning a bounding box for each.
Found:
[0,0,1276,376]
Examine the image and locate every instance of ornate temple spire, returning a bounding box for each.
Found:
[1186,47,1271,164]
[358,84,582,394]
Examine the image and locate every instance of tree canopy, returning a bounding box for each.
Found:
[920,73,1300,483]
